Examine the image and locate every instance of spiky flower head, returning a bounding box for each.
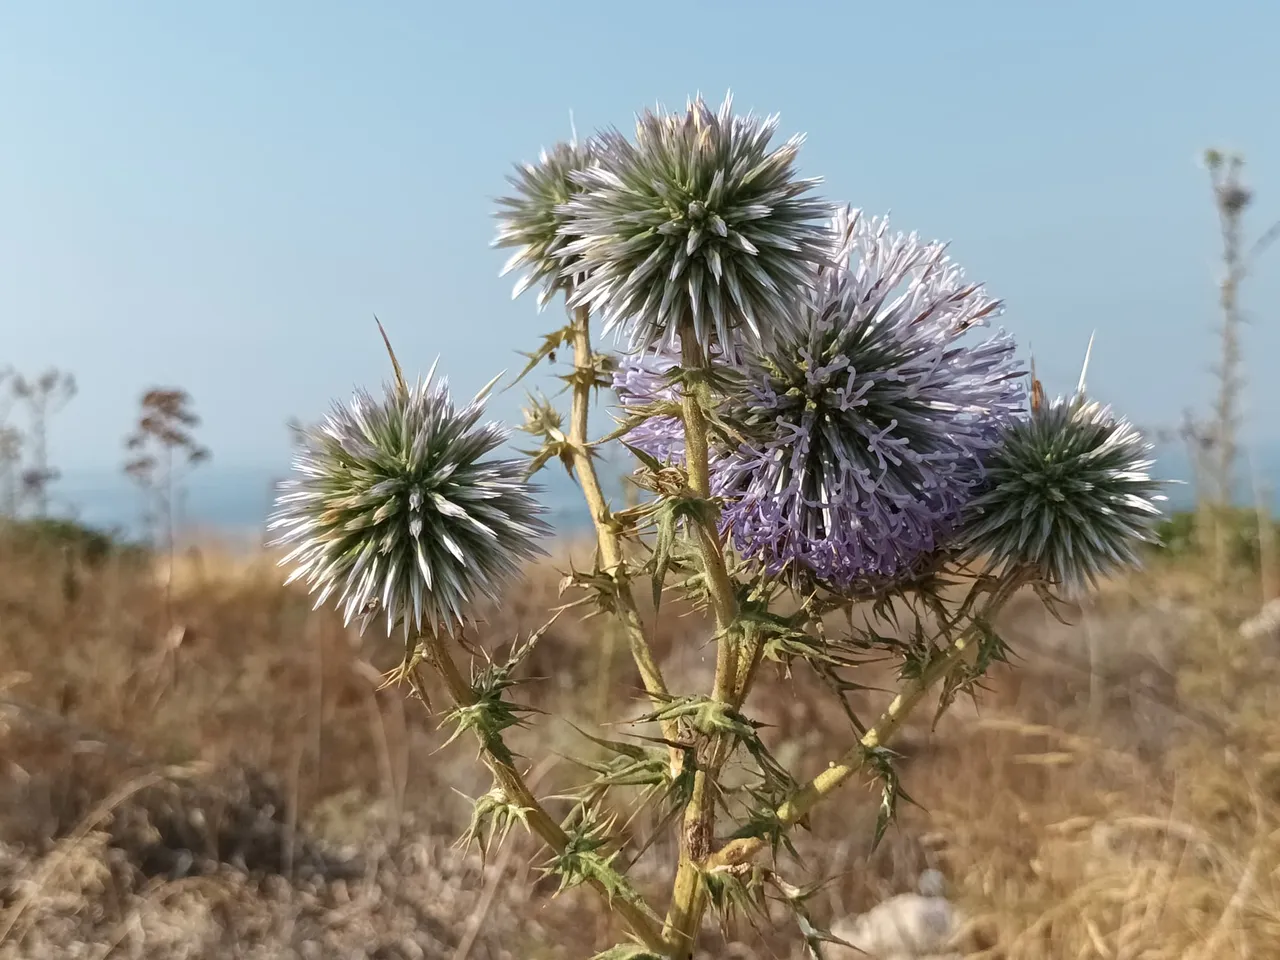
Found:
[562,92,832,363]
[268,366,550,637]
[717,208,1025,589]
[494,139,597,309]
[959,393,1164,594]
[615,208,1025,591]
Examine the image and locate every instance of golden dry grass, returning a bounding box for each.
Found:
[1,526,1279,958]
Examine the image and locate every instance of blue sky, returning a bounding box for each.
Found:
[2,0,1279,486]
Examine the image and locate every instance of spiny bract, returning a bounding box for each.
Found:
[960,393,1164,594]
[268,367,550,636]
[494,139,598,310]
[562,92,831,363]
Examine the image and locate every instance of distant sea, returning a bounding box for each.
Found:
[44,441,1280,546]
[53,458,631,544]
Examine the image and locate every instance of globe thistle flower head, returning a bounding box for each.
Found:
[715,208,1026,591]
[562,92,832,363]
[268,366,550,637]
[494,139,597,309]
[960,392,1165,595]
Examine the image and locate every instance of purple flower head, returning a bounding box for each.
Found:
[719,208,1025,589]
[612,350,688,466]
[613,209,1026,592]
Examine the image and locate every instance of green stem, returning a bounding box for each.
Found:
[415,632,667,953]
[675,333,738,683]
[663,332,745,955]
[567,305,681,760]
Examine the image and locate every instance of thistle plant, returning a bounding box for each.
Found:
[272,93,1164,959]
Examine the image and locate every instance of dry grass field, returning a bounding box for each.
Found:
[1,523,1279,958]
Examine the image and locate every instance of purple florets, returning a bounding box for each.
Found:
[612,351,689,467]
[614,207,1026,591]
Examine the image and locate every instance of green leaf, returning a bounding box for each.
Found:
[536,806,662,923]
[648,501,679,611]
[519,392,577,478]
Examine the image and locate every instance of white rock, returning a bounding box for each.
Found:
[828,871,962,960]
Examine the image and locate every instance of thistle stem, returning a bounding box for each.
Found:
[567,305,680,757]
[663,332,745,955]
[675,333,739,683]
[706,571,1031,872]
[414,631,667,954]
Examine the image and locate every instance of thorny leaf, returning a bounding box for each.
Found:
[626,460,692,500]
[748,871,857,960]
[600,497,660,542]
[440,616,558,766]
[380,633,427,702]
[454,783,530,864]
[519,392,577,478]
[648,494,718,612]
[592,398,685,449]
[572,726,653,763]
[791,901,856,960]
[1034,578,1076,625]
[620,441,663,476]
[702,863,770,935]
[556,351,616,395]
[934,616,1014,728]
[895,618,941,684]
[507,324,574,389]
[538,806,617,894]
[638,696,753,743]
[638,695,795,814]
[558,725,696,868]
[556,558,634,619]
[669,366,751,452]
[736,598,829,671]
[537,806,662,923]
[731,790,803,863]
[738,730,798,801]
[864,744,919,851]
